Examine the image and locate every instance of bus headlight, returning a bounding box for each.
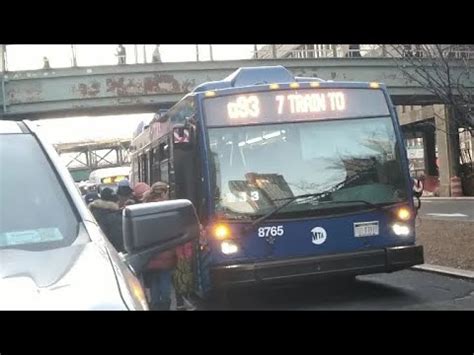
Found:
[221,240,239,255]
[392,223,411,237]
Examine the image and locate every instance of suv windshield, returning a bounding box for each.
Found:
[209,116,409,219]
[0,134,80,250]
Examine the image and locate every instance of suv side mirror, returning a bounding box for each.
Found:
[122,199,200,274]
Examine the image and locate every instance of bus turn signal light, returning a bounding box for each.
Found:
[396,207,411,221]
[213,223,231,240]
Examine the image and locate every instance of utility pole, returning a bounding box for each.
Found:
[271,45,277,58]
[0,45,6,73]
[209,44,213,61]
[71,45,77,67]
[196,44,200,61]
[143,45,147,63]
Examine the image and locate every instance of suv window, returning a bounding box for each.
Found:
[0,134,80,250]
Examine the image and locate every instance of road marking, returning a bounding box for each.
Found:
[425,213,469,217]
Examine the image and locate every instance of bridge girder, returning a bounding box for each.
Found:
[1,58,472,119]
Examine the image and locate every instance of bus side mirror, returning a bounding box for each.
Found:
[173,126,194,146]
[122,199,200,275]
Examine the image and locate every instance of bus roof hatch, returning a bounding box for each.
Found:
[193,66,298,92]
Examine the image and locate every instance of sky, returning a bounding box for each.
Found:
[5,45,263,71]
[5,45,263,144]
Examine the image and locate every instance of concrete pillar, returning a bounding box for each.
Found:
[436,105,461,196]
[424,125,437,176]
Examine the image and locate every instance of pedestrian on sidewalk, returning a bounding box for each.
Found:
[116,45,126,64]
[43,57,50,69]
[152,45,161,63]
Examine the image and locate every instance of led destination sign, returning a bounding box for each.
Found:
[204,88,389,126]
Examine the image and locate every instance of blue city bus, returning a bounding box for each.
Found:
[130,65,424,298]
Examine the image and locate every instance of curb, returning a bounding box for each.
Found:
[412,264,474,280]
[421,197,474,200]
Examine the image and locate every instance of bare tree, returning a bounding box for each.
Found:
[387,44,473,135]
[387,45,474,192]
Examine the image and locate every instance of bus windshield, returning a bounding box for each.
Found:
[208,116,409,219]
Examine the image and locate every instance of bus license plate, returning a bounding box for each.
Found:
[354,221,379,237]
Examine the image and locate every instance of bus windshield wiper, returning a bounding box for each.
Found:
[312,199,382,210]
[248,192,327,229]
[248,169,378,230]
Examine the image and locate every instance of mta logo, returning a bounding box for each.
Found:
[311,227,327,245]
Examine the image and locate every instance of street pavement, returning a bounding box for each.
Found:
[197,270,474,310]
[419,198,474,221]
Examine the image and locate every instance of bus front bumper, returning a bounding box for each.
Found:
[211,245,424,288]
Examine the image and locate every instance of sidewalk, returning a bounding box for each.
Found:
[413,264,474,280]
[415,218,474,272]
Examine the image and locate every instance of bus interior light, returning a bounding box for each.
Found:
[289,82,300,89]
[309,82,320,87]
[205,91,217,97]
[269,83,280,89]
[369,82,380,89]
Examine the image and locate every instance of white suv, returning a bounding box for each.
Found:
[0,120,199,310]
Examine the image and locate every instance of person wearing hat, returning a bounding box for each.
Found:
[143,181,169,203]
[117,179,135,208]
[84,185,100,205]
[88,187,124,253]
[132,182,151,203]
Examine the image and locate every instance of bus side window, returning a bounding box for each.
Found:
[151,147,160,185]
[137,158,141,182]
[140,154,148,184]
[147,150,153,185]
[158,140,170,184]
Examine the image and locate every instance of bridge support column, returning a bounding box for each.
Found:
[436,105,461,196]
[424,124,437,176]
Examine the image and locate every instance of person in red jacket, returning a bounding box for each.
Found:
[143,182,176,310]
